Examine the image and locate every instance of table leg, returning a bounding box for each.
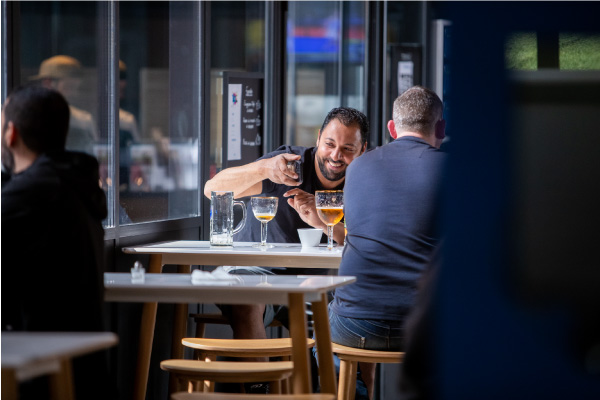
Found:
[1,368,18,400]
[169,264,192,394]
[312,292,337,395]
[287,292,311,394]
[133,254,163,400]
[49,359,75,400]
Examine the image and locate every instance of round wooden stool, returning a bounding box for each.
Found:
[160,359,293,394]
[331,343,404,400]
[182,337,315,393]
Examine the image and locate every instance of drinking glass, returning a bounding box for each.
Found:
[251,196,278,248]
[315,190,344,250]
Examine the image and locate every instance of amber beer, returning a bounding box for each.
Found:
[317,207,344,226]
[254,214,275,222]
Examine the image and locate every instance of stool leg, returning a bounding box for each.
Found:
[269,380,282,394]
[338,359,358,400]
[195,320,207,338]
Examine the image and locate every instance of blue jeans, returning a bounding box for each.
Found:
[313,303,405,399]
[328,303,405,350]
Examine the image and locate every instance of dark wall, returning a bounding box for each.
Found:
[433,2,600,399]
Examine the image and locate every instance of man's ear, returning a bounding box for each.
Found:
[387,120,398,140]
[435,119,446,141]
[5,121,17,147]
[360,141,367,155]
[316,129,322,146]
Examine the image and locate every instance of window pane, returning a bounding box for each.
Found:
[505,32,538,70]
[19,1,114,226]
[285,1,367,147]
[559,33,600,70]
[506,32,600,71]
[119,1,200,223]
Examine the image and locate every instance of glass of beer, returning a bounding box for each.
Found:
[315,190,344,250]
[251,196,278,248]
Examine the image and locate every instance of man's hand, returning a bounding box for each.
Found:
[284,188,326,229]
[261,154,302,187]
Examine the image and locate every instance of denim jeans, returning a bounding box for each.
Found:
[313,303,405,399]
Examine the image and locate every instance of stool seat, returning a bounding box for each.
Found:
[331,343,404,363]
[331,343,404,400]
[171,393,335,400]
[182,338,315,358]
[161,360,293,383]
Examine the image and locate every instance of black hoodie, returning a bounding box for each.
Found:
[2,151,107,332]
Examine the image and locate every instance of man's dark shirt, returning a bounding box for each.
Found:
[234,145,343,274]
[332,137,446,321]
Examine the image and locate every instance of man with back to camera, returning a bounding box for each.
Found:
[1,86,113,399]
[204,107,369,347]
[328,86,447,399]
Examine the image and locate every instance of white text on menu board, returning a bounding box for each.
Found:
[242,85,262,146]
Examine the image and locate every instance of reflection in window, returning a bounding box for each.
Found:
[286,1,367,147]
[117,1,200,224]
[19,1,110,222]
[19,1,201,227]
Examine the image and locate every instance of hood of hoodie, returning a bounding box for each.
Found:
[2,151,107,221]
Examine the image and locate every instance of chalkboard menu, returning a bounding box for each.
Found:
[222,72,264,168]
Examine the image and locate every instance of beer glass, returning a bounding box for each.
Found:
[251,196,278,248]
[210,191,246,246]
[315,190,344,250]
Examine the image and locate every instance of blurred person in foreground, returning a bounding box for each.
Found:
[328,86,447,399]
[204,107,368,350]
[1,86,113,399]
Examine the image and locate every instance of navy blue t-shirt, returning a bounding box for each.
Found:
[331,137,446,321]
[234,145,343,274]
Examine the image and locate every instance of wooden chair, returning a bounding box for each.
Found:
[171,393,335,400]
[161,359,293,394]
[331,343,404,400]
[181,337,315,393]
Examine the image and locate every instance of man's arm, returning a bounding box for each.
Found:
[204,153,301,199]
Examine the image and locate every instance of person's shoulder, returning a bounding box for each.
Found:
[1,158,60,213]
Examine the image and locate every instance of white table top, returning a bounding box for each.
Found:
[122,240,343,269]
[104,272,355,305]
[1,332,118,381]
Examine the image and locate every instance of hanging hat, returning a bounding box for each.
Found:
[29,55,82,80]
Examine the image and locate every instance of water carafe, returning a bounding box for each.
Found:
[210,191,246,246]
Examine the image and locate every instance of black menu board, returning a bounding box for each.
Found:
[222,72,264,168]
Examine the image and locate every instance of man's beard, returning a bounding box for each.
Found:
[317,154,346,182]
